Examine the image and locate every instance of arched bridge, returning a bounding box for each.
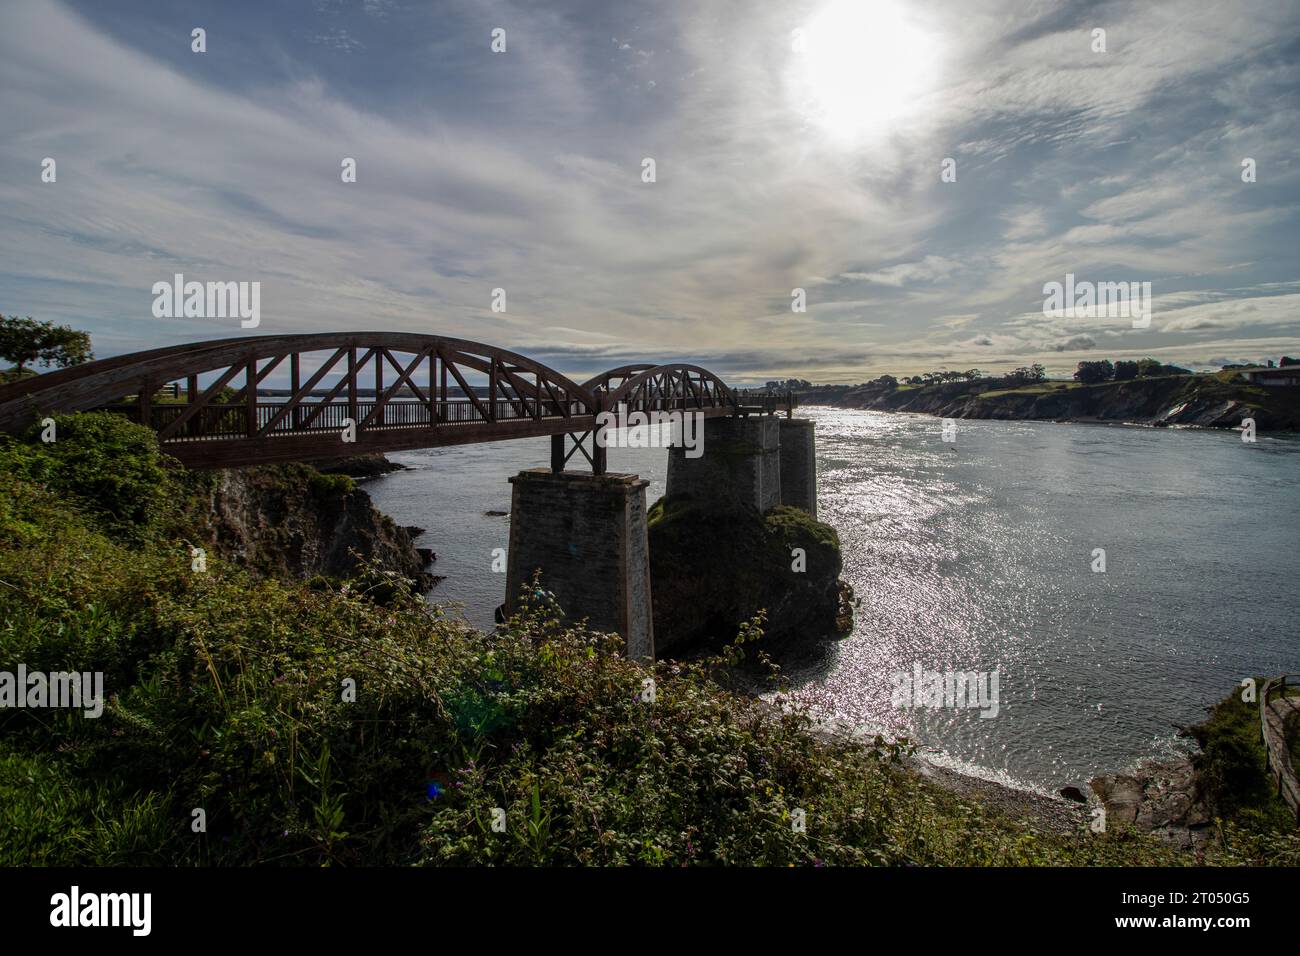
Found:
[0,333,794,470]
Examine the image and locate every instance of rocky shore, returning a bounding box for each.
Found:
[1089,756,1213,849]
[903,752,1211,847]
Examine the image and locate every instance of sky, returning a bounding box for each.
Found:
[1,0,1298,384]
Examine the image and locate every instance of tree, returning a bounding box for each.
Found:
[1074,360,1114,384]
[1135,358,1190,377]
[1280,356,1298,367]
[1114,360,1139,380]
[1004,364,1046,386]
[0,316,93,374]
[872,374,898,389]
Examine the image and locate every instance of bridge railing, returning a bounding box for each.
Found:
[1261,674,1300,824]
[731,389,798,415]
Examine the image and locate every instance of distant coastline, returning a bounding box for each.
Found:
[796,372,1300,431]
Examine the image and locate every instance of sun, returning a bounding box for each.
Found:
[791,0,941,144]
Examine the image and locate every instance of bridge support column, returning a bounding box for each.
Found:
[666,415,781,512]
[778,418,817,518]
[504,469,654,660]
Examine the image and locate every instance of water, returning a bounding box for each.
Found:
[366,408,1300,792]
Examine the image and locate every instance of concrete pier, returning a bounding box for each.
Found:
[503,469,654,660]
[778,418,817,518]
[665,416,781,512]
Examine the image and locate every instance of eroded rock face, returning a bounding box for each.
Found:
[192,463,437,589]
[821,376,1300,430]
[1089,757,1213,850]
[646,496,852,658]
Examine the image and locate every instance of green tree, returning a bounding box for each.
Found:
[1073,360,1114,384]
[0,316,93,375]
[1114,360,1139,380]
[1004,364,1046,386]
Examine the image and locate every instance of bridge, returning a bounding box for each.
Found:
[0,332,792,470]
[0,332,818,661]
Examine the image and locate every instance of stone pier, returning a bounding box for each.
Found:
[503,469,654,660]
[778,418,817,518]
[665,416,781,512]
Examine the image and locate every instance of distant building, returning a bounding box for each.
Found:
[1238,366,1300,387]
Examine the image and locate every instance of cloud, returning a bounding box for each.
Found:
[0,0,1297,383]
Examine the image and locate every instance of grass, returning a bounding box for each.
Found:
[977,382,1081,399]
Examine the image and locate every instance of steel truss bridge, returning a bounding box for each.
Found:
[0,333,795,472]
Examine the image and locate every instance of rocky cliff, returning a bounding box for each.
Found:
[182,461,437,590]
[808,375,1300,430]
[646,495,853,658]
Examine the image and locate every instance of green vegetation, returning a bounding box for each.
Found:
[0,315,93,376]
[1,412,170,539]
[977,382,1080,399]
[1187,684,1300,865]
[0,412,1286,866]
[1074,358,1190,384]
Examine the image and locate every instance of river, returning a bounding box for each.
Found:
[366,407,1300,792]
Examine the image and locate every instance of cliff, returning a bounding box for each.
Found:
[807,374,1300,430]
[180,461,437,590]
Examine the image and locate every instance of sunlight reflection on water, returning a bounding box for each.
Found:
[367,408,1300,791]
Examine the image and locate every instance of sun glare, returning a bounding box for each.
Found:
[792,0,940,144]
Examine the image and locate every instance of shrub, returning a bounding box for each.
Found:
[0,412,169,538]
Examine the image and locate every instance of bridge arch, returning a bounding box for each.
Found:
[581,364,657,394]
[605,363,736,413]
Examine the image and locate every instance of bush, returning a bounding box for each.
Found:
[1189,683,1295,832]
[0,412,169,538]
[309,471,356,499]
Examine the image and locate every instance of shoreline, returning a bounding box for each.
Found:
[800,401,1300,435]
[795,373,1300,432]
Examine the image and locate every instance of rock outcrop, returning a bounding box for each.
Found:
[1089,757,1213,850]
[646,495,853,658]
[186,462,437,590]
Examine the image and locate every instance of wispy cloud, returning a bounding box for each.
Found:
[0,0,1297,382]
